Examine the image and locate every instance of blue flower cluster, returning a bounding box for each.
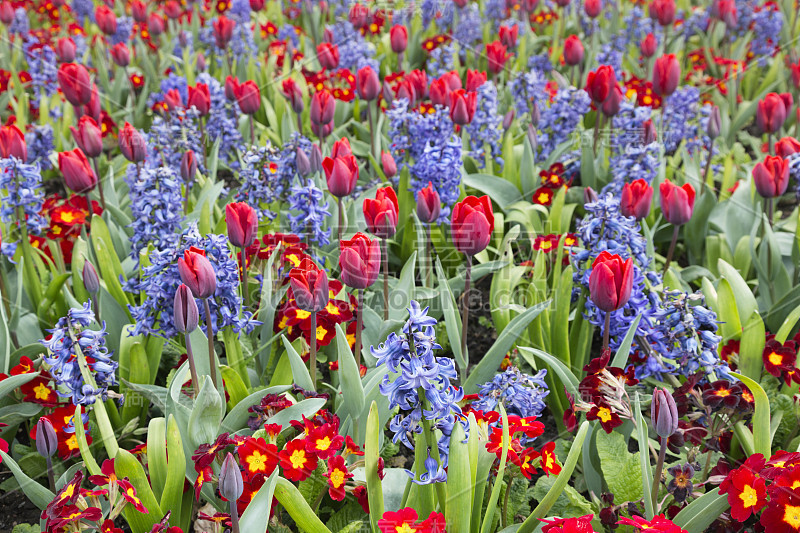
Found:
[23,38,58,106]
[647,291,731,381]
[409,135,462,223]
[453,4,483,45]
[750,7,782,66]
[288,178,332,248]
[572,193,660,352]
[373,301,466,480]
[536,87,591,160]
[327,22,379,73]
[71,0,94,23]
[604,101,659,194]
[197,72,244,169]
[110,16,133,46]
[125,159,185,259]
[0,158,47,237]
[9,7,29,35]
[427,43,455,78]
[471,366,549,419]
[662,87,703,154]
[527,54,554,75]
[465,82,503,169]
[485,0,506,23]
[680,7,710,40]
[25,125,55,171]
[147,106,206,176]
[127,228,258,338]
[41,301,117,406]
[509,69,548,119]
[226,0,258,60]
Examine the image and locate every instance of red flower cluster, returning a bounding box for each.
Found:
[762,332,800,386]
[30,194,102,264]
[0,355,58,406]
[30,404,92,460]
[378,508,445,533]
[532,163,572,206]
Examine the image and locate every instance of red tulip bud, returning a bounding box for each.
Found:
[181,150,197,182]
[620,179,653,220]
[289,257,329,312]
[349,3,369,29]
[339,233,381,289]
[310,90,335,125]
[652,53,680,97]
[585,65,616,104]
[449,89,478,125]
[416,182,441,223]
[659,179,695,226]
[584,0,602,17]
[56,37,77,62]
[775,137,800,158]
[281,79,304,113]
[212,16,236,49]
[752,156,790,198]
[110,43,130,68]
[225,202,258,248]
[451,195,494,256]
[466,69,487,91]
[174,284,199,334]
[131,0,147,22]
[486,41,511,74]
[363,186,399,238]
[563,35,584,66]
[147,13,165,36]
[187,83,211,116]
[70,116,103,159]
[58,148,97,194]
[498,24,518,47]
[95,5,117,35]
[323,155,359,197]
[381,151,396,178]
[356,66,380,101]
[649,0,675,26]
[0,123,27,162]
[316,42,340,70]
[651,388,678,438]
[235,80,261,115]
[390,25,408,54]
[588,251,634,312]
[178,247,217,299]
[118,122,146,163]
[756,92,790,134]
[58,63,93,107]
[640,33,657,58]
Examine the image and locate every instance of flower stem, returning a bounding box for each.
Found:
[229,500,241,533]
[91,157,106,211]
[603,311,611,352]
[240,246,250,308]
[203,298,218,387]
[651,436,667,513]
[185,332,201,397]
[662,225,679,277]
[249,115,255,146]
[338,197,344,241]
[355,289,364,366]
[460,258,472,362]
[46,456,55,493]
[310,310,317,386]
[382,237,389,320]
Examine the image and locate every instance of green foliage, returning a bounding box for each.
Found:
[533,476,593,518]
[595,430,644,504]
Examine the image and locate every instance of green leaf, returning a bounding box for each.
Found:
[159,415,185,526]
[730,372,771,457]
[239,470,279,533]
[462,174,523,211]
[274,477,333,533]
[187,376,225,451]
[672,489,729,533]
[388,252,417,322]
[463,301,550,394]
[265,398,327,431]
[446,420,472,533]
[739,311,765,382]
[518,347,580,399]
[715,279,742,342]
[0,372,40,400]
[220,385,292,433]
[718,259,758,327]
[635,394,655,519]
[436,259,465,378]
[365,402,384,533]
[0,450,54,510]
[147,418,167,500]
[517,421,590,533]
[596,430,644,504]
[775,303,800,343]
[336,324,365,424]
[611,315,643,368]
[282,335,314,392]
[117,449,164,533]
[481,405,510,533]
[532,476,592,518]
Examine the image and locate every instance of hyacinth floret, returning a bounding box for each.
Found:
[287,178,332,249]
[25,125,55,171]
[41,301,118,406]
[465,82,504,169]
[536,87,591,161]
[126,160,185,258]
[373,301,466,478]
[0,157,48,237]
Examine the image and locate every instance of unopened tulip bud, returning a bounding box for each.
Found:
[82,261,100,294]
[181,150,197,182]
[526,123,538,151]
[174,284,199,334]
[197,52,207,71]
[707,105,721,140]
[382,80,394,105]
[583,186,598,204]
[218,452,244,502]
[296,148,311,177]
[651,388,678,438]
[35,418,58,459]
[310,144,323,174]
[503,109,515,130]
[643,119,657,145]
[381,151,396,178]
[530,102,541,128]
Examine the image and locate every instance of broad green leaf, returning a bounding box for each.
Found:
[187,377,225,451]
[365,402,384,533]
[220,385,292,433]
[739,311,765,382]
[147,418,167,500]
[265,398,327,431]
[715,279,741,342]
[274,477,333,533]
[160,415,185,526]
[596,430,644,504]
[463,301,550,394]
[446,421,471,533]
[336,324,365,422]
[0,450,54,510]
[518,347,580,399]
[672,489,729,533]
[718,259,757,326]
[0,372,40,400]
[611,314,643,368]
[730,372,771,457]
[239,470,280,533]
[532,476,592,518]
[463,174,523,211]
[117,449,164,533]
[282,335,314,392]
[775,303,800,343]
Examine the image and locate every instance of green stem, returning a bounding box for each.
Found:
[354,289,364,366]
[382,238,389,321]
[602,311,611,352]
[662,225,679,277]
[185,333,201,397]
[651,436,667,513]
[310,311,317,386]
[203,298,218,387]
[460,258,472,362]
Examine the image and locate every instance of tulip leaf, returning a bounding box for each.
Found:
[730,372,771,457]
[672,489,729,533]
[187,376,225,452]
[274,477,333,533]
[239,470,280,533]
[0,450,54,510]
[388,252,417,322]
[436,258,465,379]
[116,449,164,533]
[635,394,655,519]
[160,415,186,527]
[147,418,168,500]
[336,324,365,422]
[446,419,472,533]
[715,279,741,343]
[463,173,524,211]
[463,301,550,394]
[739,311,765,382]
[518,347,580,399]
[265,398,327,432]
[282,335,314,392]
[775,302,800,343]
[365,402,384,533]
[220,365,249,409]
[0,372,40,400]
[611,314,643,368]
[220,385,292,434]
[481,404,510,533]
[718,259,757,328]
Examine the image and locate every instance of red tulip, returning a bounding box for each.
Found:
[620,179,653,220]
[235,81,261,115]
[310,90,335,125]
[466,70,487,91]
[381,151,397,178]
[394,80,416,104]
[187,83,211,116]
[585,65,616,104]
[451,195,494,256]
[363,186,399,238]
[56,37,76,62]
[584,0,602,17]
[775,137,800,158]
[429,78,452,107]
[440,71,462,91]
[164,88,183,111]
[406,70,428,99]
[563,35,584,66]
[224,76,240,101]
[58,148,97,194]
[95,5,117,35]
[178,247,217,299]
[82,83,101,122]
[652,54,680,97]
[714,0,737,27]
[181,150,197,182]
[164,0,181,18]
[486,41,511,74]
[331,137,353,159]
[311,121,333,139]
[118,122,146,163]
[0,123,27,162]
[289,257,329,312]
[147,13,165,36]
[752,156,790,198]
[601,84,623,117]
[70,116,103,158]
[316,42,340,70]
[416,182,441,224]
[659,180,695,226]
[356,66,380,101]
[339,233,381,289]
[131,0,147,22]
[588,251,634,312]
[649,0,675,25]
[212,16,236,49]
[281,79,305,113]
[225,202,259,248]
[0,1,13,24]
[349,3,369,29]
[449,89,478,126]
[390,25,408,54]
[498,24,518,47]
[790,62,800,91]
[323,155,359,197]
[640,33,657,58]
[757,93,791,134]
[249,0,264,11]
[110,43,130,67]
[58,63,92,107]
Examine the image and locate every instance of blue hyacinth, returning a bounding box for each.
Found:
[110,16,133,46]
[0,158,47,238]
[661,87,703,155]
[9,7,29,35]
[148,106,206,177]
[41,301,118,406]
[127,228,258,338]
[603,101,660,194]
[472,366,549,420]
[25,125,55,171]
[453,4,483,45]
[536,87,592,160]
[287,178,332,249]
[23,38,58,106]
[509,70,548,119]
[465,82,504,169]
[409,135,462,222]
[198,73,244,170]
[373,301,466,480]
[750,7,782,66]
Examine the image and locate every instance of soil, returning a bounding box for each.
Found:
[0,473,41,530]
